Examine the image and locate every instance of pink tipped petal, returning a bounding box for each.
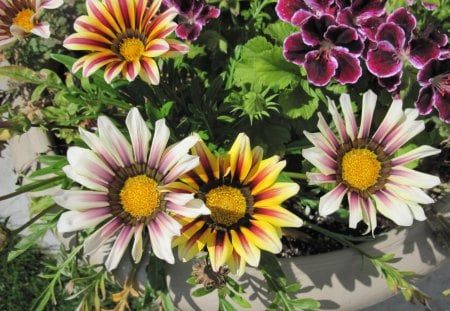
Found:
[159,135,199,176]
[373,190,413,226]
[125,108,151,164]
[79,127,120,170]
[84,217,123,254]
[361,197,377,235]
[383,120,425,155]
[358,90,377,138]
[340,93,358,141]
[389,166,441,189]
[391,145,441,167]
[366,41,402,78]
[163,155,199,184]
[30,23,51,39]
[148,119,170,168]
[53,190,110,211]
[131,223,144,263]
[328,98,350,144]
[385,182,434,205]
[67,146,115,183]
[98,115,133,167]
[40,0,64,9]
[57,207,112,233]
[303,131,337,157]
[105,226,134,271]
[304,50,338,86]
[148,218,176,264]
[302,147,337,175]
[306,172,336,184]
[317,112,340,148]
[63,165,108,192]
[166,198,210,218]
[348,192,362,229]
[372,99,403,144]
[319,183,347,216]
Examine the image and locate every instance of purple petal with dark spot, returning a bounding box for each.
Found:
[423,25,448,47]
[196,5,220,25]
[375,23,405,49]
[378,72,402,92]
[276,0,308,23]
[291,10,313,26]
[331,47,362,84]
[409,38,440,69]
[336,8,356,28]
[304,0,334,13]
[435,92,450,122]
[360,15,387,41]
[415,85,435,115]
[304,50,338,86]
[283,32,312,65]
[366,41,402,77]
[418,58,450,85]
[325,25,363,55]
[387,8,416,39]
[176,23,202,41]
[301,15,335,46]
[350,0,387,19]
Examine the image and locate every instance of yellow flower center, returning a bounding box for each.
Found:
[341,148,381,190]
[206,186,247,227]
[119,38,144,62]
[13,9,35,32]
[120,175,160,218]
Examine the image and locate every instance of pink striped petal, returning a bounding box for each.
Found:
[317,112,340,149]
[104,61,125,83]
[63,165,108,192]
[72,55,88,73]
[98,115,133,167]
[358,90,377,139]
[303,131,337,158]
[143,38,170,57]
[319,183,347,216]
[148,119,170,168]
[391,145,441,167]
[328,98,350,144]
[163,155,199,183]
[372,99,403,144]
[142,0,161,25]
[340,93,358,141]
[159,135,199,175]
[30,23,50,39]
[348,191,362,229]
[105,225,134,271]
[79,127,120,170]
[82,52,118,77]
[302,147,337,175]
[125,107,151,164]
[123,60,141,81]
[57,207,112,233]
[383,119,425,155]
[373,190,413,226]
[53,189,110,211]
[146,8,177,38]
[84,217,123,254]
[67,146,114,183]
[86,0,121,33]
[389,166,441,189]
[163,39,190,57]
[140,58,160,85]
[74,15,116,39]
[306,172,336,185]
[131,223,144,263]
[63,33,111,51]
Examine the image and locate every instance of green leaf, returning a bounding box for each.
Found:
[264,22,297,44]
[31,84,48,101]
[224,276,245,293]
[285,283,302,293]
[279,88,319,120]
[442,288,450,296]
[186,276,198,285]
[291,298,321,310]
[29,196,55,215]
[228,291,252,308]
[192,287,215,297]
[0,65,45,84]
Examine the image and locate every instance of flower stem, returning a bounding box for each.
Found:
[10,205,56,235]
[283,171,308,180]
[0,175,65,202]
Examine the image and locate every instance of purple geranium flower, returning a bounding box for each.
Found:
[366,8,441,79]
[416,58,450,122]
[276,0,336,26]
[163,0,220,41]
[283,15,364,86]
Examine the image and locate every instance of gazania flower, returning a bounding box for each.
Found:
[0,0,63,48]
[173,133,302,276]
[303,90,441,233]
[63,0,189,84]
[55,108,210,271]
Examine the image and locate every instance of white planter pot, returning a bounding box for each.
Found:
[166,194,450,311]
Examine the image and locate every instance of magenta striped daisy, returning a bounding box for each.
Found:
[303,90,441,233]
[0,0,63,48]
[55,108,210,271]
[63,0,189,84]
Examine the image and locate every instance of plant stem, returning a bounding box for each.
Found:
[10,205,56,235]
[283,171,308,180]
[0,175,65,202]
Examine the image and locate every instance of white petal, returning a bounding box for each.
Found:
[163,155,199,183]
[53,189,109,211]
[148,119,170,168]
[385,182,434,204]
[63,165,108,192]
[40,0,64,9]
[303,131,337,158]
[159,135,199,175]
[361,197,377,235]
[105,226,134,271]
[30,23,50,38]
[383,119,424,155]
[389,166,441,189]
[307,172,337,185]
[126,108,151,164]
[372,99,403,144]
[373,190,413,226]
[407,202,427,221]
[148,216,178,264]
[391,145,441,167]
[163,192,195,205]
[328,98,349,144]
[340,93,358,141]
[84,217,123,254]
[57,208,112,233]
[98,115,133,167]
[302,147,337,175]
[358,90,377,139]
[166,198,210,217]
[317,112,340,148]
[131,223,144,263]
[319,183,347,216]
[79,127,120,170]
[348,192,362,229]
[67,146,114,183]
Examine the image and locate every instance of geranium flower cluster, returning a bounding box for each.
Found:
[276,0,449,122]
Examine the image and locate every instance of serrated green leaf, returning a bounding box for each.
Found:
[192,287,214,297]
[264,22,297,44]
[291,298,321,310]
[279,88,319,120]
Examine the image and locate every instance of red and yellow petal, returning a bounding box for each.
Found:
[123,59,141,81]
[230,229,260,267]
[82,51,119,77]
[139,57,160,85]
[74,15,116,40]
[143,38,170,58]
[147,7,178,40]
[63,32,111,51]
[207,230,233,271]
[249,157,286,195]
[241,220,282,254]
[142,0,162,27]
[229,133,253,183]
[104,60,126,83]
[253,182,299,207]
[86,0,121,34]
[191,137,220,181]
[253,205,303,228]
[104,0,133,31]
[174,219,208,261]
